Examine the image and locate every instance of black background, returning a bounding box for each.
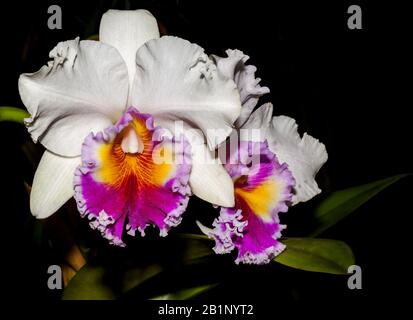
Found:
[0,0,411,311]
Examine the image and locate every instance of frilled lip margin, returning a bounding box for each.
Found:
[73,106,192,246]
[198,140,295,265]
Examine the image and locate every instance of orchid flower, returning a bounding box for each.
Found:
[18,10,242,244]
[198,50,328,264]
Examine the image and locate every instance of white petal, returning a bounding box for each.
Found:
[189,144,235,207]
[99,9,160,88]
[30,151,81,219]
[18,38,129,157]
[239,103,273,142]
[131,36,241,150]
[212,49,270,128]
[267,116,328,204]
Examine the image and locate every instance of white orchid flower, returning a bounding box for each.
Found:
[198,49,328,264]
[18,10,242,244]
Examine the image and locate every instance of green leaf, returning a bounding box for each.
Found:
[62,264,162,300]
[62,235,215,300]
[0,106,29,123]
[150,284,217,300]
[177,233,213,261]
[182,239,214,261]
[310,174,410,236]
[178,233,210,241]
[274,238,354,275]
